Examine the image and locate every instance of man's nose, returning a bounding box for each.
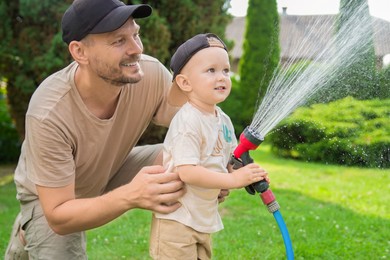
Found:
[126,38,143,55]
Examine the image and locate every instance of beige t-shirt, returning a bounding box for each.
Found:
[156,103,237,233]
[15,54,176,201]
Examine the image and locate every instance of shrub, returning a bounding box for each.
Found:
[379,66,390,99]
[237,0,279,129]
[0,83,21,163]
[267,97,390,168]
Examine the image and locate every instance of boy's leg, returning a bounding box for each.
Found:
[150,215,211,260]
[8,200,87,260]
[196,232,212,260]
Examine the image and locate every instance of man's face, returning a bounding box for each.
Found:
[84,19,144,86]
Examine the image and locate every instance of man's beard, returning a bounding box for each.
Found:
[93,55,144,86]
[99,69,144,86]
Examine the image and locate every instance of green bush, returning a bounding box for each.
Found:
[0,84,21,163]
[237,0,279,129]
[267,97,390,168]
[379,65,390,99]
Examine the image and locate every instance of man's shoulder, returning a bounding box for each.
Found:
[139,54,162,73]
[138,54,171,83]
[37,62,77,92]
[140,54,161,65]
[27,62,77,118]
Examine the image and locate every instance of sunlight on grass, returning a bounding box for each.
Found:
[0,174,13,186]
[252,145,390,219]
[0,147,389,259]
[212,145,389,259]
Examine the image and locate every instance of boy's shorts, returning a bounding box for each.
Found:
[150,215,212,260]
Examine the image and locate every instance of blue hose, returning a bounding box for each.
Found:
[273,210,294,259]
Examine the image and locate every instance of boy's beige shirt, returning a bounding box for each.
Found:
[156,103,237,233]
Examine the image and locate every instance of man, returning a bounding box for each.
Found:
[5,0,187,259]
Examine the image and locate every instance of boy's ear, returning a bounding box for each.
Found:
[175,74,192,92]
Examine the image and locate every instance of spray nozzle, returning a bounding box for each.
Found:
[233,126,264,159]
[231,126,269,195]
[230,126,280,213]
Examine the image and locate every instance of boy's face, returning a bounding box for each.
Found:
[180,47,231,113]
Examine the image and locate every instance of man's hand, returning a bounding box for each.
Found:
[36,165,185,235]
[218,189,230,203]
[124,165,185,214]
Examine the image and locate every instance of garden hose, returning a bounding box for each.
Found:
[231,126,294,259]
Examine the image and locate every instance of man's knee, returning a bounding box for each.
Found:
[5,213,28,260]
[105,144,163,192]
[6,201,87,260]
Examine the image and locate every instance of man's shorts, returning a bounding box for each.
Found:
[5,212,28,260]
[6,199,87,260]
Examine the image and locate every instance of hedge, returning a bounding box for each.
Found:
[0,84,21,163]
[267,97,390,168]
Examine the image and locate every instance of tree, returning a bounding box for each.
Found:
[336,0,378,100]
[133,0,233,144]
[0,0,232,142]
[379,65,390,99]
[142,0,232,66]
[237,0,279,128]
[0,0,72,139]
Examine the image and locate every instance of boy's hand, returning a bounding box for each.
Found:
[231,163,269,189]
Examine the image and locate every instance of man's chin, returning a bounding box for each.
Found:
[114,72,144,86]
[128,74,144,84]
[126,69,144,84]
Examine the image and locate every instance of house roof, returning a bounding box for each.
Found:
[226,14,390,60]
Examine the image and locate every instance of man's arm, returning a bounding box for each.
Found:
[37,165,184,235]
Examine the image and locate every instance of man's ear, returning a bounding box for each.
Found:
[176,74,192,92]
[68,41,89,65]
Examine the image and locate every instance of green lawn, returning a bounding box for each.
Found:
[1,146,389,259]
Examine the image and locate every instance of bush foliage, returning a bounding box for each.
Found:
[267,97,390,168]
[236,0,279,128]
[0,0,232,142]
[0,84,21,163]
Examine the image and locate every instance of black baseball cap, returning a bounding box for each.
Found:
[170,33,228,80]
[167,33,228,106]
[62,0,152,45]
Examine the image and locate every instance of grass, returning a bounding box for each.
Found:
[0,146,389,259]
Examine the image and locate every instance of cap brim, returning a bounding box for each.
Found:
[168,80,188,107]
[90,4,152,34]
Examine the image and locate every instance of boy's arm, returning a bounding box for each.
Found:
[177,164,266,190]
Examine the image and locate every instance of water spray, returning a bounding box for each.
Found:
[231,126,294,259]
[228,2,375,258]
